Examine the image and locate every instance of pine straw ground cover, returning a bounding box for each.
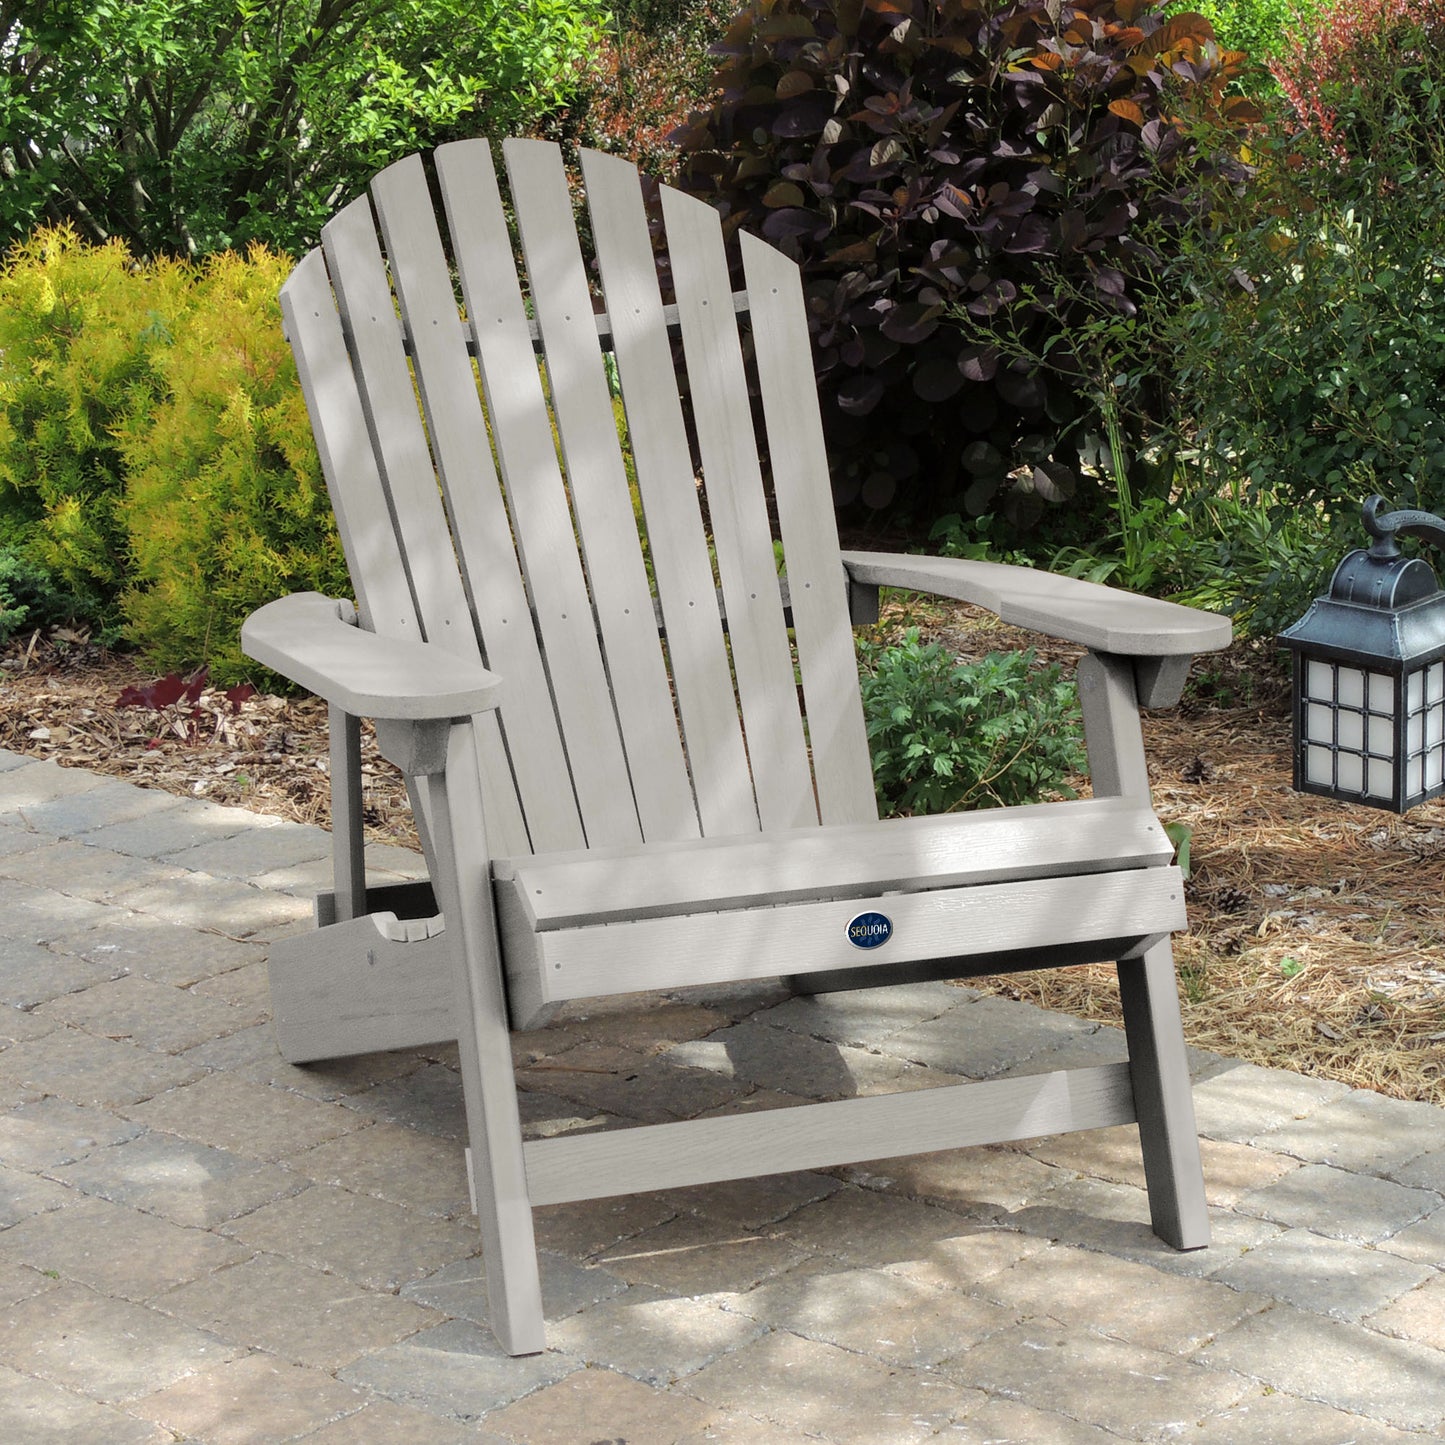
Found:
[3,598,1443,1106]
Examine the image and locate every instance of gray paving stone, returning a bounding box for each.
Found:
[885,994,1098,1078]
[0,1025,203,1107]
[297,1398,494,1445]
[0,933,125,1009]
[0,759,109,810]
[517,1040,751,1123]
[36,972,251,1053]
[948,1397,1127,1444]
[661,1168,842,1230]
[123,1071,359,1160]
[1211,1226,1434,1321]
[344,1060,469,1140]
[664,1020,956,1101]
[222,1182,478,1291]
[947,1318,1254,1439]
[753,979,973,1051]
[49,1130,300,1228]
[112,868,311,935]
[546,1284,764,1385]
[1392,1147,1445,1193]
[157,1251,441,1370]
[339,1318,574,1422]
[1367,1271,1445,1351]
[0,875,115,942]
[0,749,31,772]
[78,799,280,859]
[681,1326,972,1442]
[1190,1061,1353,1143]
[18,780,184,838]
[401,1252,629,1326]
[0,1194,247,1302]
[594,1208,811,1294]
[844,1140,1061,1217]
[977,1239,1267,1352]
[1236,1162,1440,1244]
[161,820,334,878]
[0,1164,74,1227]
[1257,1089,1445,1176]
[0,1362,171,1445]
[485,1364,718,1442]
[1182,1390,1434,1444]
[728,1254,1015,1367]
[530,1191,682,1261]
[0,839,192,904]
[0,1259,60,1308]
[43,909,266,987]
[0,1279,241,1403]
[131,1350,371,1444]
[0,1095,143,1171]
[287,1118,474,1218]
[1377,1205,1445,1267]
[1197,1303,1445,1433]
[775,1181,984,1268]
[553,1001,728,1054]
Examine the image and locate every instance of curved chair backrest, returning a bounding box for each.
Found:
[279,138,876,859]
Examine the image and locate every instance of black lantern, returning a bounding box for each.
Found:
[1280,496,1445,813]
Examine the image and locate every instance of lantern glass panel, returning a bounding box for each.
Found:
[1338,753,1364,791]
[1369,715,1395,755]
[1338,668,1365,707]
[1368,758,1393,797]
[1338,710,1364,749]
[1369,672,1394,710]
[1306,702,1333,741]
[1431,662,1445,703]
[1306,660,1335,699]
[1306,744,1334,785]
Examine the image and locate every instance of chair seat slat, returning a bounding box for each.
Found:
[500,796,1171,929]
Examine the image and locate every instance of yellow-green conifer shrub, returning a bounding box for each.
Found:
[0,227,192,610]
[116,246,347,682]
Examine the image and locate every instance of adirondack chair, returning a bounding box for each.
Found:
[241,137,1232,1356]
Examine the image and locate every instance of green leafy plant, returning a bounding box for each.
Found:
[858,629,1087,814]
[0,227,348,680]
[0,546,89,645]
[675,0,1251,531]
[0,0,608,258]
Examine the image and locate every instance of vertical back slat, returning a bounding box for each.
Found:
[434,140,643,850]
[368,154,586,855]
[282,243,528,857]
[578,147,760,839]
[658,183,818,832]
[741,231,878,827]
[502,139,700,844]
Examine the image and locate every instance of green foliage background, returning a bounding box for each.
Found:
[0,0,608,258]
[0,228,347,678]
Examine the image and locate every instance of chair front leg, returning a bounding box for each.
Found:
[1080,651,1210,1251]
[327,705,368,922]
[419,718,546,1356]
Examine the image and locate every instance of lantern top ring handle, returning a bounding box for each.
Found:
[1363,494,1445,558]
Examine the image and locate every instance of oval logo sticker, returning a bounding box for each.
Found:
[847,911,893,950]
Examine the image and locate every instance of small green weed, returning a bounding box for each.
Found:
[858,630,1086,816]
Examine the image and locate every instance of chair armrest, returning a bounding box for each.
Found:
[241,593,503,721]
[841,552,1233,659]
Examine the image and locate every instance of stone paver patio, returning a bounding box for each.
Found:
[1,747,1443,1442]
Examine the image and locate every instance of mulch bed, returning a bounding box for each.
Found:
[4,611,1443,1105]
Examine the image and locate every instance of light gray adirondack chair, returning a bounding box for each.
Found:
[242,138,1232,1356]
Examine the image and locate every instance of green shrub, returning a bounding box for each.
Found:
[1158,0,1445,539]
[675,0,1250,533]
[858,630,1086,814]
[0,228,345,681]
[115,247,347,681]
[0,229,192,623]
[0,546,89,644]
